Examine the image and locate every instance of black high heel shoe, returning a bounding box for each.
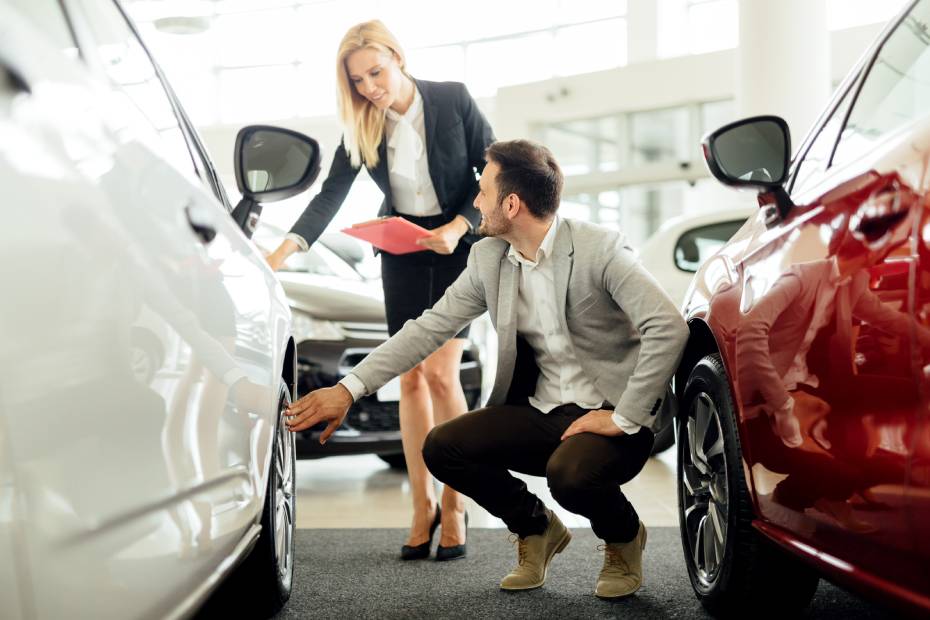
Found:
[435,511,468,561]
[400,507,441,560]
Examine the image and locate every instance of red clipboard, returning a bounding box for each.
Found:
[341,216,432,254]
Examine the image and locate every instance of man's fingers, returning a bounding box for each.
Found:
[319,418,341,444]
[288,407,325,432]
[286,395,313,416]
[561,421,583,441]
[286,399,320,431]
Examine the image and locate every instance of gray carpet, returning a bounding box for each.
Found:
[273,528,895,619]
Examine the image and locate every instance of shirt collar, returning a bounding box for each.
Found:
[385,86,422,124]
[508,216,560,267]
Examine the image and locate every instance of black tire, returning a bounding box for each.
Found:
[203,381,296,618]
[379,452,408,470]
[678,354,819,617]
[651,422,675,455]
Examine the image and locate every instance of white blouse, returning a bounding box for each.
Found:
[383,87,442,217]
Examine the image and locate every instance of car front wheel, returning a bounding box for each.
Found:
[678,354,818,616]
[207,380,296,617]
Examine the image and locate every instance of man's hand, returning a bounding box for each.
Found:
[416,217,469,255]
[561,409,625,441]
[285,384,353,443]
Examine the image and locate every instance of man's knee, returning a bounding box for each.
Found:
[422,423,454,474]
[545,455,590,509]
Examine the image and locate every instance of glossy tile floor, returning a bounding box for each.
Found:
[295,449,678,530]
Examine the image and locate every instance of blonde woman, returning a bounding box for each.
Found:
[267,20,494,561]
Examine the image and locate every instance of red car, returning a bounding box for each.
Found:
[677,0,930,616]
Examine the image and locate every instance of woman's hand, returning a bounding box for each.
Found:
[265,238,301,272]
[416,216,470,255]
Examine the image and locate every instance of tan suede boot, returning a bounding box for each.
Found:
[500,510,572,591]
[594,521,647,599]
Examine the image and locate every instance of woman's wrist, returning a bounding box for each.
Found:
[451,215,471,236]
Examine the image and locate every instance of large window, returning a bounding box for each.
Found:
[539,99,743,248]
[827,0,911,31]
[538,99,734,175]
[125,0,628,122]
[657,0,738,58]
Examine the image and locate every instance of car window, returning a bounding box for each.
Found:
[68,0,200,182]
[790,82,856,196]
[674,219,746,273]
[832,0,930,168]
[7,1,79,60]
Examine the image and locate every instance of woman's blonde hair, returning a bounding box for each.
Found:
[336,20,411,168]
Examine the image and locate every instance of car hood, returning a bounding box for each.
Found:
[275,272,386,323]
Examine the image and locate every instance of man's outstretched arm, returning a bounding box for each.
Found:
[285,245,489,438]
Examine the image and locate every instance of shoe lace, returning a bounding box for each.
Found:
[509,534,527,566]
[597,544,630,573]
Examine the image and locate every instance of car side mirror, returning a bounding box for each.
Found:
[702,115,793,220]
[702,115,790,188]
[231,125,322,238]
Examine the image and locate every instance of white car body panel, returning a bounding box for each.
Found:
[638,207,755,308]
[0,4,291,618]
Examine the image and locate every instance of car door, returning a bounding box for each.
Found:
[66,0,289,549]
[736,0,930,593]
[2,2,286,618]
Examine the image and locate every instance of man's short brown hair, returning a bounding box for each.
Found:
[485,139,563,220]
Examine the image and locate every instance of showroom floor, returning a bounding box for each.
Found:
[294,450,678,529]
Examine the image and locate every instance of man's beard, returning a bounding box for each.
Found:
[478,208,510,237]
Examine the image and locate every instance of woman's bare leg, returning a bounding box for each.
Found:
[422,338,469,546]
[399,363,439,546]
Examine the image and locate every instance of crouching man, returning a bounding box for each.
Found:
[286,139,688,598]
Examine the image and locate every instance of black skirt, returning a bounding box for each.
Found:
[380,213,472,338]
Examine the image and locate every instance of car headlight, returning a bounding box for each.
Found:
[291,310,345,341]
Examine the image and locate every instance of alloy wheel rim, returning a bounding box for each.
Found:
[274,394,296,582]
[681,391,729,587]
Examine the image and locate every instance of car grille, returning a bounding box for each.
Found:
[345,398,400,432]
[337,321,388,341]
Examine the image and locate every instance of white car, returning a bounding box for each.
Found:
[0,3,321,618]
[638,207,754,307]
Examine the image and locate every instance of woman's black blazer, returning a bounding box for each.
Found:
[289,79,495,247]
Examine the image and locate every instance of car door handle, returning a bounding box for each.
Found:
[852,180,910,243]
[185,204,217,244]
[1,63,30,95]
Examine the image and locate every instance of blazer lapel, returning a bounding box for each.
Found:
[374,138,393,212]
[415,79,443,200]
[488,255,520,405]
[416,79,439,164]
[552,221,575,331]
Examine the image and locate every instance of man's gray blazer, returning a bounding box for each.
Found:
[349,218,689,429]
